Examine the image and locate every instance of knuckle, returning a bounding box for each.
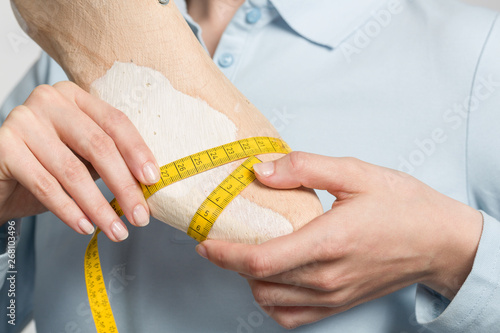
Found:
[252,283,272,306]
[328,291,352,307]
[87,132,116,159]
[0,126,20,176]
[340,156,373,187]
[129,141,150,159]
[53,81,77,91]
[343,156,365,170]
[93,201,114,221]
[213,249,230,269]
[246,252,274,278]
[56,200,78,222]
[62,158,89,184]
[0,124,14,147]
[52,81,81,102]
[102,110,130,133]
[33,175,59,200]
[30,84,60,105]
[6,105,34,125]
[287,151,308,176]
[343,157,366,174]
[311,271,337,291]
[116,181,140,201]
[120,181,139,193]
[343,156,361,165]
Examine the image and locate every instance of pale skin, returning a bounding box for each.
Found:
[0,81,160,241]
[0,0,484,329]
[186,0,246,56]
[197,152,483,328]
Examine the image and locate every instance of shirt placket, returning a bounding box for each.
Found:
[213,0,277,81]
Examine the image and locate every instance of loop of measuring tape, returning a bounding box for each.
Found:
[187,155,261,242]
[109,136,291,216]
[85,137,291,333]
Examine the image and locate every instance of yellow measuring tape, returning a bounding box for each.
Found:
[187,155,261,242]
[109,137,291,216]
[85,137,291,333]
[85,229,116,333]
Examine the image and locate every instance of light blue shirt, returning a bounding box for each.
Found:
[1,0,500,332]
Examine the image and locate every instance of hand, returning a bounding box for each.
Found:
[0,82,161,241]
[196,151,483,328]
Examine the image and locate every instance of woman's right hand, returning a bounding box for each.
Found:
[0,81,161,242]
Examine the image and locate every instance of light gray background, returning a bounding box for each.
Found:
[0,1,499,332]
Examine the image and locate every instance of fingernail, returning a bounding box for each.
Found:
[143,162,160,184]
[253,162,274,177]
[111,221,129,241]
[133,204,150,227]
[78,218,94,235]
[196,244,208,259]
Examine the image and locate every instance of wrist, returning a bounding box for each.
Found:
[422,205,483,300]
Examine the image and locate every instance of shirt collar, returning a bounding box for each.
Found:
[270,0,390,49]
[175,0,389,49]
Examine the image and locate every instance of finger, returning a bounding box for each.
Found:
[253,151,370,195]
[17,113,129,241]
[197,212,338,277]
[261,289,397,329]
[263,305,341,329]
[53,82,161,185]
[1,128,94,236]
[242,258,342,292]
[248,280,345,307]
[25,87,150,228]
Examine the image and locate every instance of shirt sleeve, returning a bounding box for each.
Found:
[415,14,500,333]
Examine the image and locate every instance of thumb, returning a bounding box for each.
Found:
[253,151,368,194]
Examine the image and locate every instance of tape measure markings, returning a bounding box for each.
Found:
[85,229,117,333]
[90,137,291,333]
[187,156,261,242]
[109,137,290,217]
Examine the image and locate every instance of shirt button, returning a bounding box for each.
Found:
[246,8,262,24]
[218,53,234,68]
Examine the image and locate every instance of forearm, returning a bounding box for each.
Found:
[11,0,323,243]
[11,0,270,134]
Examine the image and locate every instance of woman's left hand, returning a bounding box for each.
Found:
[196,151,483,329]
